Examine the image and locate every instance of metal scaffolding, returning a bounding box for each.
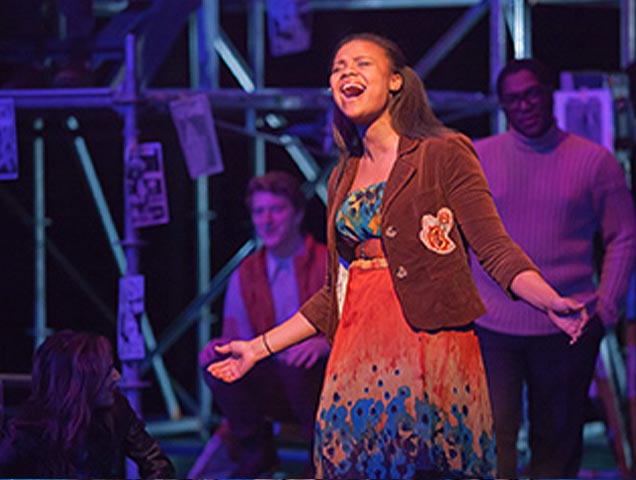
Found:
[1,0,635,445]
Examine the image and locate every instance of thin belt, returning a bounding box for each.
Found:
[353,238,385,259]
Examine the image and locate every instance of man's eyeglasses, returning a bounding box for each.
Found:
[500,85,545,110]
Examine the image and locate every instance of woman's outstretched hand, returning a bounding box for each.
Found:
[207,313,320,382]
[547,297,589,345]
[206,340,256,383]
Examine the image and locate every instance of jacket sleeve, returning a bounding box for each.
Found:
[119,394,176,479]
[300,281,333,335]
[442,134,538,293]
[299,234,338,339]
[298,159,344,340]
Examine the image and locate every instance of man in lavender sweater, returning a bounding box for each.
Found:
[471,58,636,478]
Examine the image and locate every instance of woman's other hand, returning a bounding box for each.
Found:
[511,270,590,344]
[547,297,589,345]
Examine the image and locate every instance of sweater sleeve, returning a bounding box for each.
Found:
[442,134,538,293]
[591,149,636,326]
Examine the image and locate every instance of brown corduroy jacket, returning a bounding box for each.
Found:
[300,132,538,344]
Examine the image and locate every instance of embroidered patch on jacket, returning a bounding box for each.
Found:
[419,207,456,255]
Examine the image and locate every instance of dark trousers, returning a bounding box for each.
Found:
[476,317,603,479]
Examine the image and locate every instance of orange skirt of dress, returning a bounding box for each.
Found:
[314,258,497,479]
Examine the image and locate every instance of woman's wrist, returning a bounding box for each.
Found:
[251,333,272,362]
[511,269,559,313]
[262,332,276,356]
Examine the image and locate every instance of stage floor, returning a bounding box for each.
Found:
[157,420,623,479]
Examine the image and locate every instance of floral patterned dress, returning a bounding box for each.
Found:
[313,182,497,479]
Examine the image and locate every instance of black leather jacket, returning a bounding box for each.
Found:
[0,389,175,479]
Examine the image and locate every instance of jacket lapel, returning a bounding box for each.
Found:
[382,137,419,213]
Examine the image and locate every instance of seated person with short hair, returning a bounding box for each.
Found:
[191,171,329,478]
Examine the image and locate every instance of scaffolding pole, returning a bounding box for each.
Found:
[33,118,47,348]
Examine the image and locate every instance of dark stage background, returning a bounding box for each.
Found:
[0,3,624,417]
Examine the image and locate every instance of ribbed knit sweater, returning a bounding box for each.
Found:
[471,125,636,335]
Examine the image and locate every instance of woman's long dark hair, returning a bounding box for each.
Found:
[11,330,113,473]
[330,32,451,156]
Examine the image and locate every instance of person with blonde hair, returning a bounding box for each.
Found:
[192,170,329,478]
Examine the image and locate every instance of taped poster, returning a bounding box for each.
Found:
[126,142,170,228]
[117,275,146,361]
[170,93,224,179]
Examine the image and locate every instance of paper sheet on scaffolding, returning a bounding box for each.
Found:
[0,98,18,180]
[554,89,614,153]
[267,0,312,56]
[169,94,224,179]
[117,275,146,361]
[126,142,170,228]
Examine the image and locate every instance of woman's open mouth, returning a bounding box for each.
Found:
[340,82,365,98]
